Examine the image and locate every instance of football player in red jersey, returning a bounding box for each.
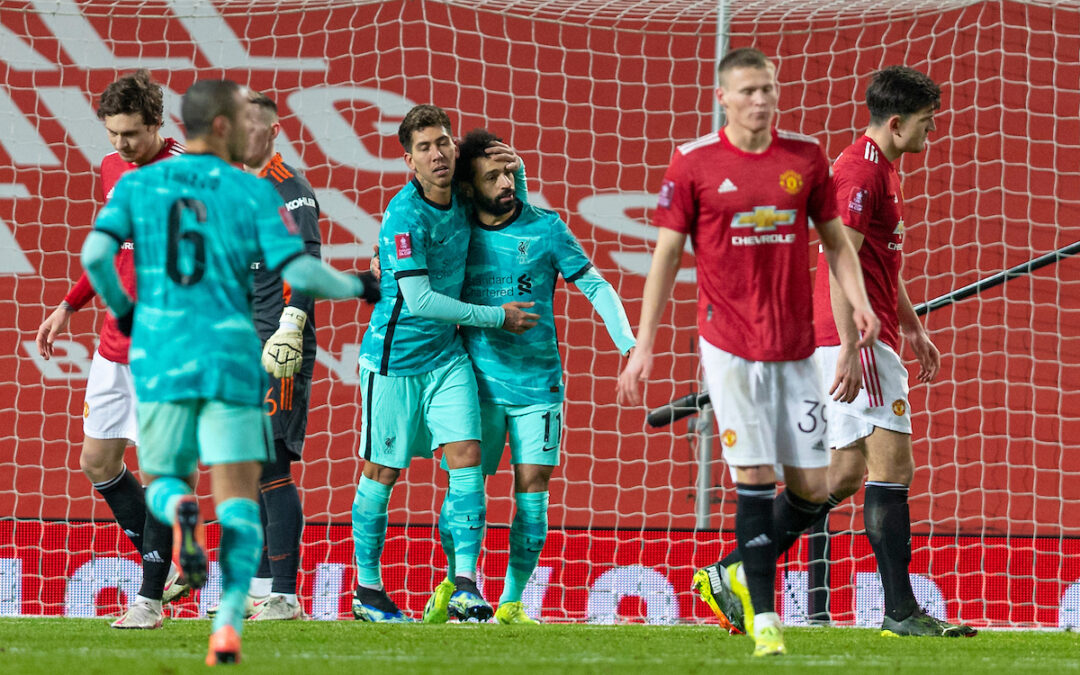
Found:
[811,66,975,637]
[618,48,878,656]
[693,66,976,639]
[35,70,187,629]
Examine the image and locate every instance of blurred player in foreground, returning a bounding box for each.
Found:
[418,128,636,625]
[35,69,188,629]
[699,66,976,638]
[81,79,378,664]
[617,48,878,656]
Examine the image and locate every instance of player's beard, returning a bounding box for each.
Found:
[475,189,516,217]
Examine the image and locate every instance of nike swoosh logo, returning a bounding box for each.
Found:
[468,525,483,530]
[542,446,557,453]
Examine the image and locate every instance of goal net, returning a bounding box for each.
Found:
[1,0,1077,627]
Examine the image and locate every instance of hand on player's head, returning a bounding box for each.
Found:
[853,308,880,350]
[485,141,520,173]
[500,301,539,335]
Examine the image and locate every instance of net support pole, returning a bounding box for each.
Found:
[712,0,730,131]
[694,402,715,530]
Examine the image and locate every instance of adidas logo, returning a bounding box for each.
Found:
[744,533,773,548]
[143,550,165,563]
[717,178,738,193]
[123,529,138,538]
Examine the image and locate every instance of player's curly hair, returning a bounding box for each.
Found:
[398,104,453,152]
[454,128,503,186]
[96,69,164,127]
[866,66,941,124]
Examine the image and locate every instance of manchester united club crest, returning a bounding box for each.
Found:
[779,170,803,195]
[83,402,89,418]
[892,399,907,416]
[721,429,737,447]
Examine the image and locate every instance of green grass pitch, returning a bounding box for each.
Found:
[2,618,1077,674]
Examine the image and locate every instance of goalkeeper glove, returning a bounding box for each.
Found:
[261,306,307,378]
[357,271,381,304]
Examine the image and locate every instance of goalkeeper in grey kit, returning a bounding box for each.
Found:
[240,90,321,620]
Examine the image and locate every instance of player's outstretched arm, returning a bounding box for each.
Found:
[617,227,686,406]
[816,216,880,349]
[35,302,74,360]
[80,230,133,330]
[280,255,380,303]
[397,274,538,333]
[572,267,636,356]
[897,277,940,383]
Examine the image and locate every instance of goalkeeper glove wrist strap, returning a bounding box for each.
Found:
[279,306,307,332]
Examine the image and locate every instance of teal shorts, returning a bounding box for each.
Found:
[439,401,562,476]
[136,399,273,477]
[359,353,482,470]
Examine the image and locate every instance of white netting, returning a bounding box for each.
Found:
[0,0,1077,626]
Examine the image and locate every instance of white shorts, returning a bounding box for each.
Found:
[82,351,138,444]
[814,342,911,449]
[700,338,829,471]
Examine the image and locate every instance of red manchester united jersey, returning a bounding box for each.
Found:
[655,127,839,362]
[64,137,184,363]
[813,136,904,351]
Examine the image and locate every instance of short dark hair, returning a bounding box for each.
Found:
[398,104,452,152]
[866,66,941,125]
[717,47,773,84]
[181,79,242,139]
[247,90,278,119]
[96,69,164,127]
[455,128,503,186]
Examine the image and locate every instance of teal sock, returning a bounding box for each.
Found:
[351,476,392,589]
[212,498,262,634]
[145,476,190,527]
[445,466,485,580]
[438,492,456,580]
[500,491,548,604]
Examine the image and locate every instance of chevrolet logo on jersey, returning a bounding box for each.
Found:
[730,207,797,246]
[731,206,796,232]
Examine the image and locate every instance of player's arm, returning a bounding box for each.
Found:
[616,226,685,406]
[81,177,135,333]
[553,218,635,355]
[81,231,133,332]
[279,255,378,301]
[397,274,538,335]
[897,277,940,383]
[816,216,879,349]
[824,225,867,403]
[261,182,322,378]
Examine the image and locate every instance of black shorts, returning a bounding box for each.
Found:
[263,372,311,460]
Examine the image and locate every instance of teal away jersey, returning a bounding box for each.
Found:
[359,179,472,376]
[93,153,305,406]
[461,201,592,404]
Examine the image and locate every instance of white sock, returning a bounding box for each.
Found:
[135,595,162,611]
[754,611,781,635]
[249,577,272,597]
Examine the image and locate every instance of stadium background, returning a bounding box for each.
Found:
[0,0,1077,626]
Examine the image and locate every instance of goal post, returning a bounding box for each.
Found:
[0,0,1078,627]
